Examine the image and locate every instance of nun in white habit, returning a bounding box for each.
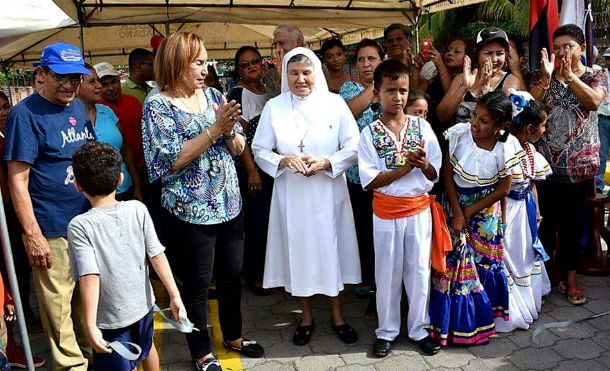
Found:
[252,47,361,346]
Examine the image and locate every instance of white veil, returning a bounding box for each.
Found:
[280,47,329,95]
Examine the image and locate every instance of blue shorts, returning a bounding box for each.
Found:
[93,308,154,371]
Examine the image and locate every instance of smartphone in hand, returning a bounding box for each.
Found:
[420,38,433,62]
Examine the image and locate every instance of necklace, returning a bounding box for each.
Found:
[290,94,310,153]
[177,92,202,113]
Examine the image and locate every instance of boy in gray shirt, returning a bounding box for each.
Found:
[67,142,184,371]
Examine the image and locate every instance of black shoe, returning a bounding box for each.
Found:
[247,283,272,297]
[223,338,264,358]
[293,322,315,346]
[373,338,392,357]
[192,357,222,371]
[331,320,358,344]
[418,336,441,355]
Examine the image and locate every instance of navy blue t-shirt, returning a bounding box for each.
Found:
[3,93,96,237]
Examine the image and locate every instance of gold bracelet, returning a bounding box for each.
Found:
[205,128,214,143]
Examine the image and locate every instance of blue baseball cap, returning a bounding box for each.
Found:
[33,42,91,75]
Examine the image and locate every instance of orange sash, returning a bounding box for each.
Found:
[372,191,452,272]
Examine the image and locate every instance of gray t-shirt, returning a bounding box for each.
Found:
[68,200,165,329]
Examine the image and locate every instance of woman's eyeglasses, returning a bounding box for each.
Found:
[238,58,262,68]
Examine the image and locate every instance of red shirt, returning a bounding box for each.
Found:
[99,94,144,167]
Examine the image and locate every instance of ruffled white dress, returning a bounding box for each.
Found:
[495,138,552,332]
[430,123,522,345]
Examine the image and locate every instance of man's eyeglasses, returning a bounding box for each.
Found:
[45,70,83,86]
[238,58,262,68]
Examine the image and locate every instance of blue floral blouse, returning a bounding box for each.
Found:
[339,80,375,184]
[142,88,243,225]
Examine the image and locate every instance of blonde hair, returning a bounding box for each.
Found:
[154,31,207,96]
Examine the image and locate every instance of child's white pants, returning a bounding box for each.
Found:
[374,209,432,342]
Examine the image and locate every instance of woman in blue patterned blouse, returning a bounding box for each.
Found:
[141,32,263,371]
[339,38,384,321]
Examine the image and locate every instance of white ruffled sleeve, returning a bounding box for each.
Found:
[529,143,552,180]
[443,122,471,158]
[497,134,525,178]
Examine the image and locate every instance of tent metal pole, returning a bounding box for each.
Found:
[79,25,85,55]
[0,193,35,371]
[414,9,421,54]
[2,65,14,106]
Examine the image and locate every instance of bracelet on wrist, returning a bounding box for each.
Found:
[223,129,236,142]
[205,128,215,143]
[536,81,550,91]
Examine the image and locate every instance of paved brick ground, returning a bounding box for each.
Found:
[21,274,609,371]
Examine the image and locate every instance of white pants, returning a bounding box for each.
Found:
[374,210,432,341]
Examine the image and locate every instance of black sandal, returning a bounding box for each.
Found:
[222,338,264,358]
[332,321,357,344]
[293,322,315,346]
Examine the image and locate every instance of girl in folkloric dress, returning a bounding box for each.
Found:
[495,89,553,332]
[429,91,522,346]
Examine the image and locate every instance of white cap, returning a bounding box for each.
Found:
[603,47,610,58]
[93,62,119,79]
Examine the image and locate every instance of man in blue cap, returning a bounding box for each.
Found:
[3,42,94,370]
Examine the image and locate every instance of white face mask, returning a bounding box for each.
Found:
[104,304,199,361]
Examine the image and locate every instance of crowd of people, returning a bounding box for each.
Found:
[0,19,608,371]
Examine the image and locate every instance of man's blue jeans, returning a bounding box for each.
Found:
[597,114,610,190]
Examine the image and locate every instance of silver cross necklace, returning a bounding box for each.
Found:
[290,94,311,153]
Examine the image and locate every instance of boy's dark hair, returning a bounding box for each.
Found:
[72,142,121,196]
[320,39,345,58]
[354,38,384,62]
[384,23,412,40]
[553,24,585,45]
[128,48,154,70]
[373,59,409,90]
[477,91,513,142]
[510,99,547,132]
[407,90,430,107]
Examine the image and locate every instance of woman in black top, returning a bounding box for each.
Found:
[227,46,273,296]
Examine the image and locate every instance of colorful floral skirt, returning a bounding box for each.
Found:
[429,185,508,346]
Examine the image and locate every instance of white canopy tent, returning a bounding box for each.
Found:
[0,0,490,66]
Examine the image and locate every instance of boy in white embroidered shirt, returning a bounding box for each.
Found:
[357,60,445,357]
